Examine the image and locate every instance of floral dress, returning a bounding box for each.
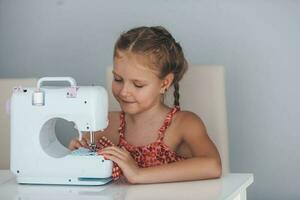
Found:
[97,106,185,180]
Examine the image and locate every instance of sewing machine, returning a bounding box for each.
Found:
[10,77,113,185]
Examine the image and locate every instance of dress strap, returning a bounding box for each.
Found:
[118,106,180,142]
[158,106,180,141]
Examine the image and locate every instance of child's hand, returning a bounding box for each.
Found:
[68,137,89,150]
[98,146,140,184]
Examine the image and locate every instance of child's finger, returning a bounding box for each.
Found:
[102,154,122,165]
[121,146,129,153]
[99,148,125,160]
[69,139,82,150]
[100,146,127,157]
[79,138,89,148]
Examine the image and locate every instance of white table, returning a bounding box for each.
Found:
[0,170,253,200]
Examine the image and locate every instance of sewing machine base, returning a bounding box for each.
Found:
[12,153,113,186]
[16,176,112,186]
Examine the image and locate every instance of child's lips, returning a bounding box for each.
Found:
[120,99,136,104]
[122,101,136,104]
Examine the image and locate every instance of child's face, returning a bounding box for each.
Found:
[112,51,164,114]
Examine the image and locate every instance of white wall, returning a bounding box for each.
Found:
[0,0,299,199]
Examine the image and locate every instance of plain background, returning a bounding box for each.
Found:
[0,0,299,199]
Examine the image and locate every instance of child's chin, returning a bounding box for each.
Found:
[123,107,152,116]
[120,104,138,114]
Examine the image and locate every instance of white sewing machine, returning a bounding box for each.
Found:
[10,77,113,185]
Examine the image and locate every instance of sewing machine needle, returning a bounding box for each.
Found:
[89,131,96,152]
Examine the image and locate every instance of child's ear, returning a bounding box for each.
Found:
[160,73,174,93]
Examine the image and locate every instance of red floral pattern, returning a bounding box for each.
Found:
[97,106,185,180]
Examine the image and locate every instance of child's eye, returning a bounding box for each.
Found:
[114,78,122,82]
[134,85,144,88]
[134,84,144,88]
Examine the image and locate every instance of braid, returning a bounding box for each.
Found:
[173,82,180,107]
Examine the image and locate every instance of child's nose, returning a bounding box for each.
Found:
[119,84,131,97]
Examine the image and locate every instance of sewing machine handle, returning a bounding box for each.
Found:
[37,77,77,90]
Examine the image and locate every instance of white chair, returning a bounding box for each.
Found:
[0,78,37,169]
[106,65,230,174]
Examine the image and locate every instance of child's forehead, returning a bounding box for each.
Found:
[113,51,160,78]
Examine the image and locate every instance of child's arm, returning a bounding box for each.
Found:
[136,112,222,183]
[100,111,222,184]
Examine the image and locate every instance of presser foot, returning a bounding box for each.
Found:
[89,143,97,152]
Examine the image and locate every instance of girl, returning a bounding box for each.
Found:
[69,26,222,184]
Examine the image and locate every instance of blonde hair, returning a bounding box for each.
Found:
[114,26,188,106]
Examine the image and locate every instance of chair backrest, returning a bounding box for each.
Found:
[106,65,230,174]
[0,78,37,169]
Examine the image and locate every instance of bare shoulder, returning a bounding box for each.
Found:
[173,110,220,160]
[173,110,207,136]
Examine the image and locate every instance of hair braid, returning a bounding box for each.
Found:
[173,82,180,107]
